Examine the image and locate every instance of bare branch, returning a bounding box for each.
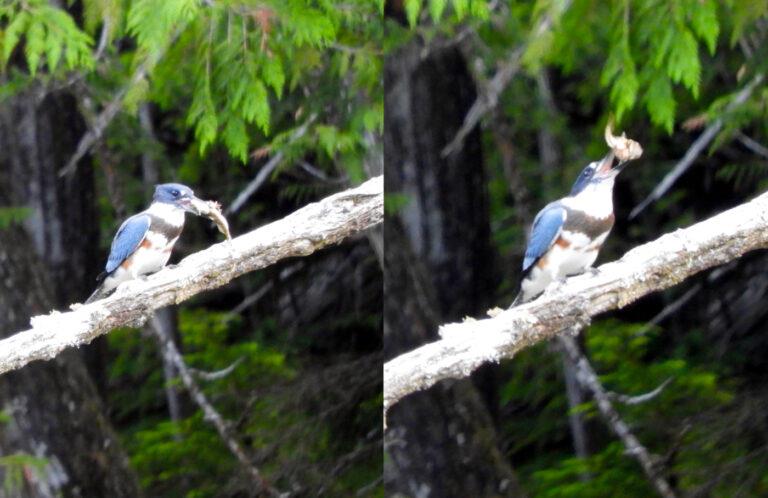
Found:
[737,131,768,160]
[58,62,152,177]
[559,335,677,498]
[58,28,186,177]
[384,189,768,412]
[153,322,284,496]
[608,377,673,405]
[189,357,245,381]
[226,114,317,215]
[0,177,383,376]
[441,0,573,157]
[629,74,764,219]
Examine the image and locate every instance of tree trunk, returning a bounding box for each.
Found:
[384,41,524,497]
[0,225,141,497]
[0,88,141,496]
[0,89,107,391]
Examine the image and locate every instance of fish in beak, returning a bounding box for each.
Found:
[177,195,206,215]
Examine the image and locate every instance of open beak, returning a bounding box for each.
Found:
[596,151,615,175]
[596,151,629,177]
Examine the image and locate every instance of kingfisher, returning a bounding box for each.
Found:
[85,183,203,303]
[513,151,628,305]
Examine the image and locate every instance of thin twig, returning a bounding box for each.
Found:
[189,357,244,381]
[608,378,673,405]
[629,73,764,219]
[559,334,677,498]
[153,324,284,497]
[737,131,768,160]
[229,281,275,316]
[58,28,185,177]
[94,19,111,62]
[441,0,573,157]
[151,310,185,425]
[226,114,317,215]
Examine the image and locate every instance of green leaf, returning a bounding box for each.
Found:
[316,124,339,158]
[242,80,270,134]
[222,116,249,163]
[404,0,422,27]
[667,28,701,98]
[428,0,447,22]
[644,73,676,134]
[689,0,719,55]
[452,0,469,19]
[2,11,30,64]
[196,110,218,154]
[24,21,45,75]
[262,55,285,99]
[123,76,150,114]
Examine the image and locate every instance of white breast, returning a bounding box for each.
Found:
[561,179,615,219]
[146,202,186,227]
[132,234,178,276]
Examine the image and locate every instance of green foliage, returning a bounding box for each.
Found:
[501,318,746,497]
[0,0,381,179]
[531,443,650,497]
[108,306,381,496]
[0,0,93,75]
[129,414,235,496]
[398,0,768,136]
[0,206,31,229]
[124,0,383,177]
[403,0,489,26]
[0,453,49,495]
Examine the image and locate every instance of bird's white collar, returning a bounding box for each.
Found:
[146,201,186,227]
[561,179,615,219]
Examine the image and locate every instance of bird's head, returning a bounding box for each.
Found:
[569,152,628,195]
[153,183,202,214]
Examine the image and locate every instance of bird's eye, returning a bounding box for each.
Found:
[171,189,180,197]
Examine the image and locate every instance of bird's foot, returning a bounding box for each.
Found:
[544,277,569,296]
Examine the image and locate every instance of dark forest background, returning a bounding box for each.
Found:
[0,1,382,497]
[384,1,768,497]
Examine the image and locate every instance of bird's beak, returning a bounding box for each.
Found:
[178,195,205,215]
[596,151,616,175]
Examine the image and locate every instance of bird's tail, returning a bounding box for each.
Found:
[84,272,109,304]
[511,291,524,307]
[511,269,533,307]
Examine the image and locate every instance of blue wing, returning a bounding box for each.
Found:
[522,203,566,272]
[105,213,151,274]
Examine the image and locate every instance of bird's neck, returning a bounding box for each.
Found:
[146,201,186,228]
[561,179,615,220]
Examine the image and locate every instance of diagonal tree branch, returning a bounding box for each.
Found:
[441,0,573,157]
[153,322,284,497]
[558,334,677,498]
[629,73,764,219]
[384,189,768,413]
[0,176,382,376]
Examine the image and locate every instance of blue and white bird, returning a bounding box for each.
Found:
[513,151,628,305]
[85,183,203,303]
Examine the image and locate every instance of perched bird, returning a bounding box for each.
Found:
[513,152,627,305]
[85,183,203,303]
